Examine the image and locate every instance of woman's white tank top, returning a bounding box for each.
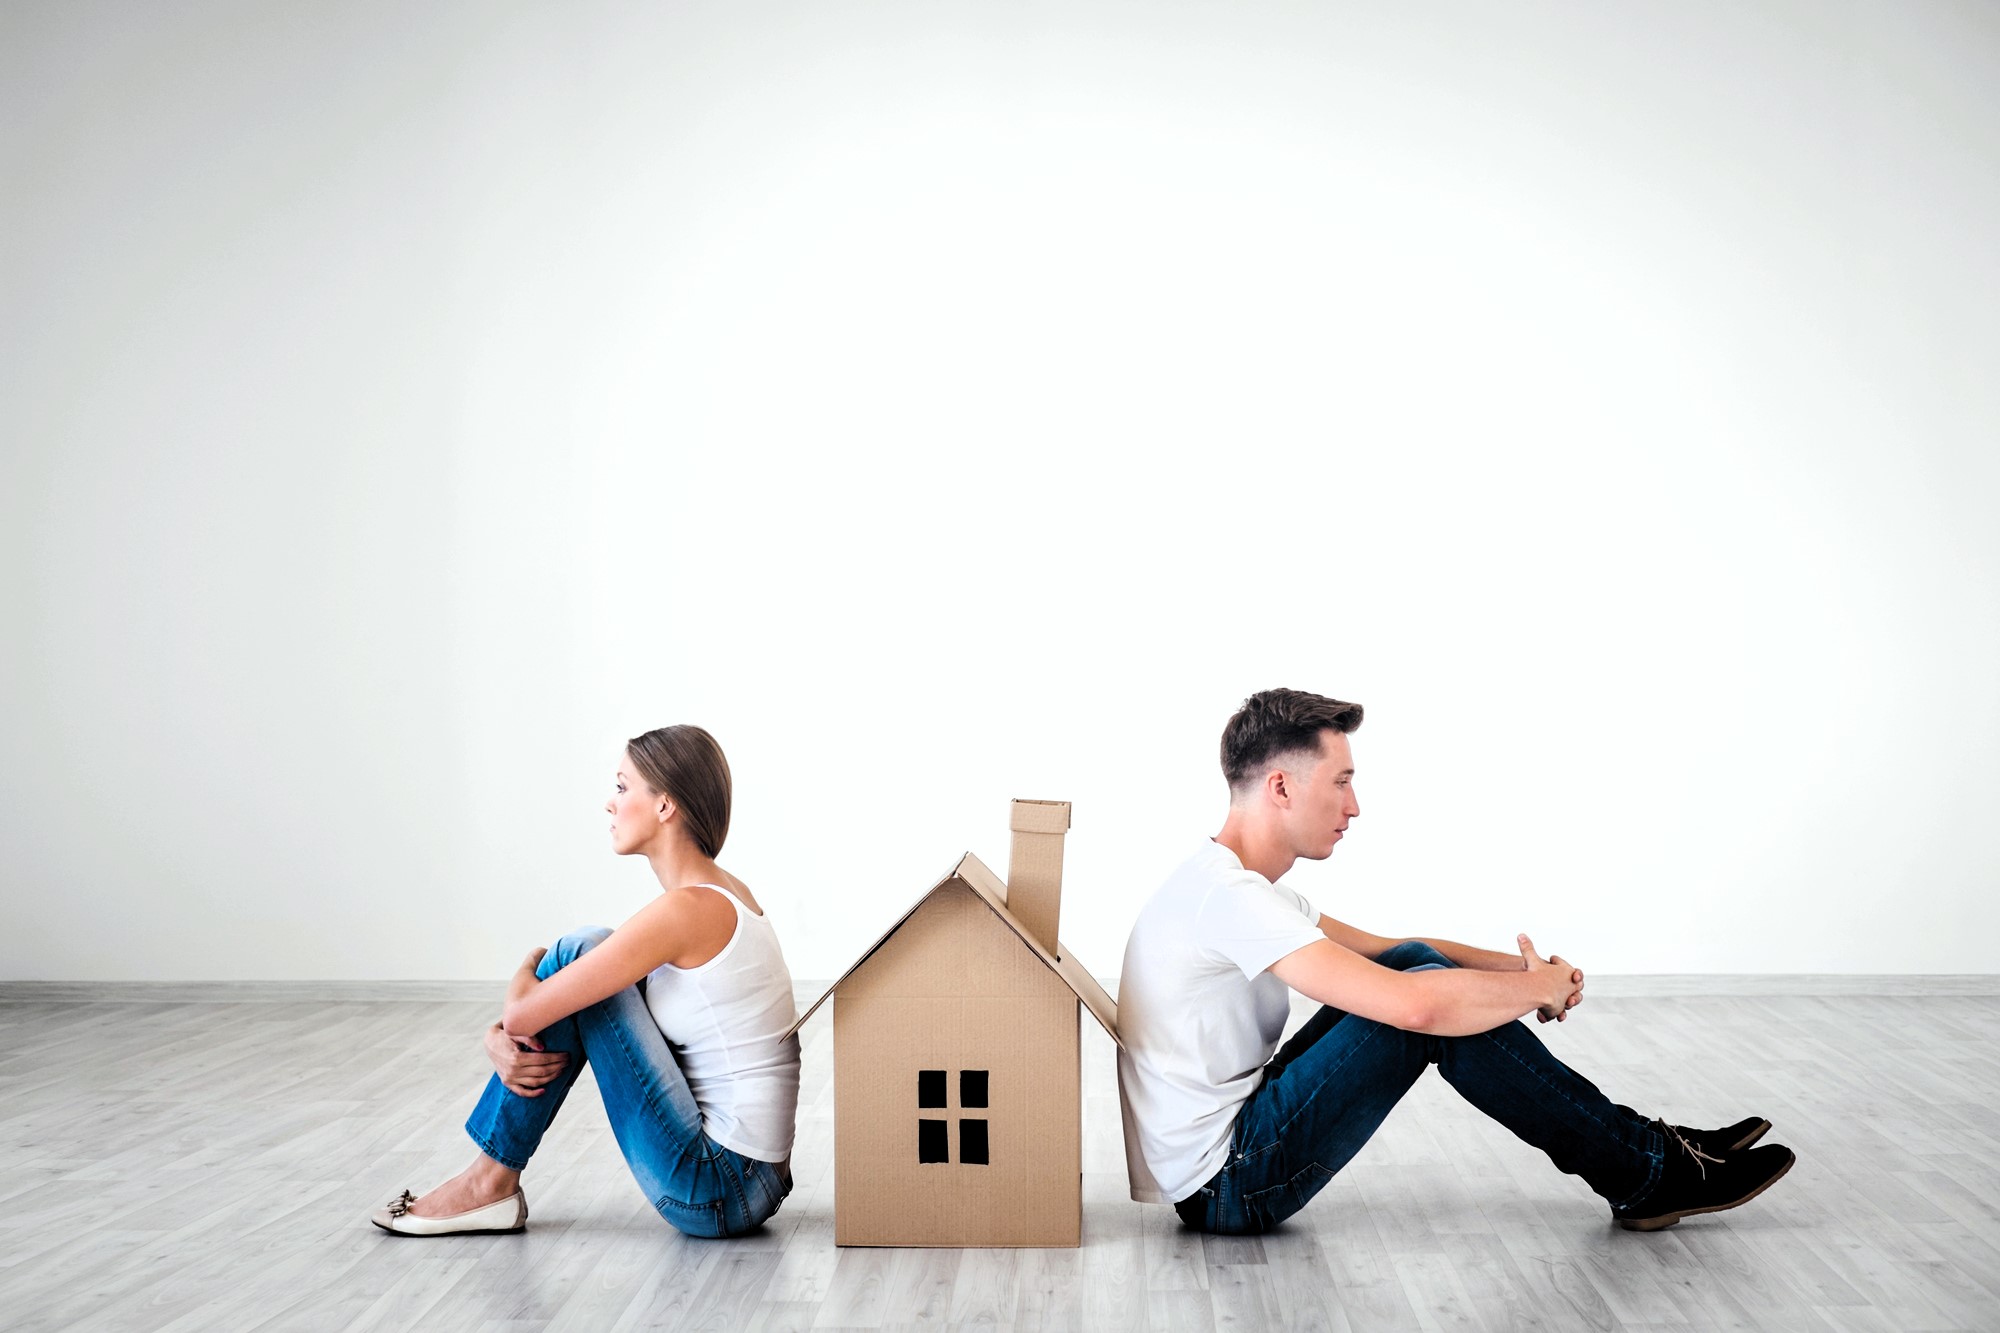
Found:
[642,884,802,1163]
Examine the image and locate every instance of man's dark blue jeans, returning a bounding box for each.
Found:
[1173,941,1667,1234]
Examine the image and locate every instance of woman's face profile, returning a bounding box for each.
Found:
[606,751,666,855]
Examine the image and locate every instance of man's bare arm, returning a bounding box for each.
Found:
[1271,934,1581,1037]
[1317,915,1532,971]
[1406,936,1532,972]
[1317,914,1584,1021]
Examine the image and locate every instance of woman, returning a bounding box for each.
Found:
[372,725,801,1238]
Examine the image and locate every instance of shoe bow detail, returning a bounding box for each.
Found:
[386,1190,416,1218]
[1661,1123,1723,1179]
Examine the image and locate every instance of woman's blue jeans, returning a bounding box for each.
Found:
[463,928,792,1238]
[1173,942,1666,1234]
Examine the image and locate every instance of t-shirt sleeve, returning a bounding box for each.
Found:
[1195,877,1325,980]
[1279,881,1316,925]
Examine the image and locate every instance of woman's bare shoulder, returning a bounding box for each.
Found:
[621,884,737,967]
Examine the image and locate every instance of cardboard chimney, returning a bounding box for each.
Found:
[1005,798,1068,954]
[784,799,1120,1247]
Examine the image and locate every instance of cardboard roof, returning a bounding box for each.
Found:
[784,850,1122,1048]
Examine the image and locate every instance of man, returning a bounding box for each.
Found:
[1116,688,1794,1234]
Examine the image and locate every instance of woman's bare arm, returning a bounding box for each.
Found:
[500,891,705,1039]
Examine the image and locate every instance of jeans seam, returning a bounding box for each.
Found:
[604,997,713,1163]
[1269,1020,1390,1145]
[723,1154,752,1233]
[1610,1128,1667,1213]
[1472,1027,1624,1142]
[1473,1027,1657,1209]
[1223,1021,1390,1232]
[1241,1160,1333,1219]
[654,1191,724,1233]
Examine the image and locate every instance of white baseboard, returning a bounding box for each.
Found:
[1558,974,2000,997]
[1,975,1996,1003]
[0,979,837,1005]
[0,979,505,1004]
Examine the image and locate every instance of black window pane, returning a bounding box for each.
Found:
[960,1118,989,1164]
[918,1118,949,1163]
[918,1070,946,1108]
[960,1070,989,1108]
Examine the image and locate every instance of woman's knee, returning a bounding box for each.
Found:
[1377,940,1455,972]
[541,925,614,976]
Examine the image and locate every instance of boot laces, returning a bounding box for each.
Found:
[1662,1123,1723,1180]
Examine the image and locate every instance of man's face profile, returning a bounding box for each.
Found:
[1286,729,1359,861]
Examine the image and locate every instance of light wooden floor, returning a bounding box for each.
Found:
[3,986,1999,1331]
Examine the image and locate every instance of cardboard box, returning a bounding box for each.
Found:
[784,799,1120,1247]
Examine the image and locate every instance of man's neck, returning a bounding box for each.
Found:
[1213,814,1298,883]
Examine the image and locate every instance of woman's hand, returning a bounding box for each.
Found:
[505,948,547,1010]
[484,1021,568,1097]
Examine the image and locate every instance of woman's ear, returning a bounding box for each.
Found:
[657,796,677,825]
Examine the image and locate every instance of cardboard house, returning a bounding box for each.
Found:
[784,799,1121,1247]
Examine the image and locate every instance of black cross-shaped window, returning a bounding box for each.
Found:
[917,1069,989,1164]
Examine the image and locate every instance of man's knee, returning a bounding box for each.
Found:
[1377,940,1454,972]
[542,925,614,976]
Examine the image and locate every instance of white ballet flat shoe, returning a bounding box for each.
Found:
[371,1186,527,1236]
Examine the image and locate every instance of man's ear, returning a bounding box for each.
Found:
[1268,769,1291,807]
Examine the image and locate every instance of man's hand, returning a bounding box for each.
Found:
[1517,934,1585,1023]
[484,1021,568,1097]
[1536,956,1585,1022]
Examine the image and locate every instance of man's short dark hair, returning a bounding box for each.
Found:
[1221,688,1365,791]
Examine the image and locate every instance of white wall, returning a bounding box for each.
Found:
[4,1,1996,981]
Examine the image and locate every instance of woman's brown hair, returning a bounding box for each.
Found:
[626,725,733,858]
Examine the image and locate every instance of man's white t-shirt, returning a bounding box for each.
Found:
[1116,841,1325,1204]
